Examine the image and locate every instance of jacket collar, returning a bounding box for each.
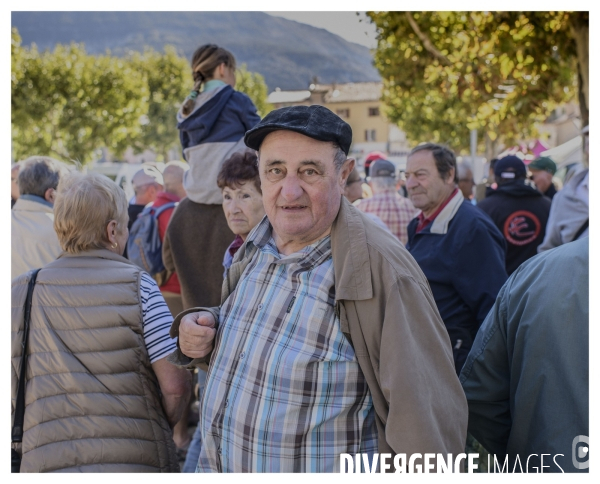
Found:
[490,180,542,198]
[56,248,134,266]
[154,191,181,205]
[429,189,464,235]
[330,196,373,301]
[228,197,373,302]
[20,193,53,208]
[12,196,54,213]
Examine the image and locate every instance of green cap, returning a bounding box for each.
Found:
[529,156,556,175]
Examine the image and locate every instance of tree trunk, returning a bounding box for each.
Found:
[570,13,589,128]
[485,133,498,162]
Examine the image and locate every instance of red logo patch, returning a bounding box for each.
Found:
[504,210,541,246]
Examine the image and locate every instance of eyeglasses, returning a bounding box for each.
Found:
[133,182,160,194]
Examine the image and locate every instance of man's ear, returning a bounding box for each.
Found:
[447,167,456,185]
[340,158,356,186]
[44,187,56,204]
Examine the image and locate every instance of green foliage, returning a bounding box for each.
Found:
[235,64,272,118]
[12,32,148,165]
[127,46,189,161]
[11,28,271,165]
[366,12,579,154]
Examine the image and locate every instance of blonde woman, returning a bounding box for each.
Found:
[166,44,261,311]
[11,173,191,472]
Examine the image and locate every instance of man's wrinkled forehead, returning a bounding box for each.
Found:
[258,130,337,159]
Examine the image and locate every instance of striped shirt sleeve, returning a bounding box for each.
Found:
[139,272,177,363]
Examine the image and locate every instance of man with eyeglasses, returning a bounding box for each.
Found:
[168,105,467,472]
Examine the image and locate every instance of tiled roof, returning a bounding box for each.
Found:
[317,82,382,103]
[267,90,311,104]
[267,82,383,105]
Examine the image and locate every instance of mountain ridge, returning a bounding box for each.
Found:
[11,11,381,91]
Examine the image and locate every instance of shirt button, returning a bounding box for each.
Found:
[224,399,229,408]
[258,303,263,309]
[240,352,245,359]
[217,447,221,455]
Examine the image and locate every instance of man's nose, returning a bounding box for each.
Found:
[406,174,419,189]
[280,174,304,201]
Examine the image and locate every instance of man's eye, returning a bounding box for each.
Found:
[304,169,316,176]
[266,167,285,181]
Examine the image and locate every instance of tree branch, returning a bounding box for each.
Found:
[405,12,451,66]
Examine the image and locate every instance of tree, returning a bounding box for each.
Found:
[366,12,585,156]
[12,28,274,164]
[12,30,148,165]
[128,46,189,161]
[235,64,273,118]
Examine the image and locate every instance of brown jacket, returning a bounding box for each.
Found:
[168,197,467,459]
[11,249,179,472]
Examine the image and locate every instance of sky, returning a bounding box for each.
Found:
[266,12,378,49]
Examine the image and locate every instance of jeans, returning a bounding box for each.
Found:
[182,369,207,473]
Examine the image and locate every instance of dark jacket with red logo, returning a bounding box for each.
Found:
[477,181,551,275]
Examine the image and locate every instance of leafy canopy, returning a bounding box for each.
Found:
[366,12,578,153]
[11,28,271,165]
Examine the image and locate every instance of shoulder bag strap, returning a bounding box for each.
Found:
[572,218,589,242]
[11,268,41,443]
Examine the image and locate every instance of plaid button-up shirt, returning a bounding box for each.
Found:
[196,218,377,472]
[357,190,420,245]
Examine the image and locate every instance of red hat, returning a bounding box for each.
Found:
[364,151,387,167]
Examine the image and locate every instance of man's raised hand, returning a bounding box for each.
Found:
[179,311,216,359]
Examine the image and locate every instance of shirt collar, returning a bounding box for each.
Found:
[155,191,181,204]
[246,215,332,268]
[370,189,398,200]
[19,193,53,208]
[202,79,227,93]
[228,235,245,258]
[416,188,463,235]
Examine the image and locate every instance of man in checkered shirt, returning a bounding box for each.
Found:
[356,159,420,245]
[168,106,467,473]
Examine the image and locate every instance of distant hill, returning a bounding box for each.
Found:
[11,11,381,91]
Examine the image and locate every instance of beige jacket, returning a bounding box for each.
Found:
[169,197,467,459]
[11,249,179,472]
[11,198,62,279]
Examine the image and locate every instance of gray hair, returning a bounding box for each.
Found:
[409,143,458,184]
[333,144,347,171]
[370,176,397,192]
[457,162,473,180]
[17,156,67,197]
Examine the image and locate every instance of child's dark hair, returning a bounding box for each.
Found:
[181,44,237,116]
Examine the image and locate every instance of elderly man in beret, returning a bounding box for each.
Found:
[168,105,467,473]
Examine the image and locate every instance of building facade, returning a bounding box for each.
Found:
[267,82,410,167]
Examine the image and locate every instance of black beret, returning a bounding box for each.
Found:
[244,105,352,155]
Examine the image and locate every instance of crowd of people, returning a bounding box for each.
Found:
[11,43,589,473]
